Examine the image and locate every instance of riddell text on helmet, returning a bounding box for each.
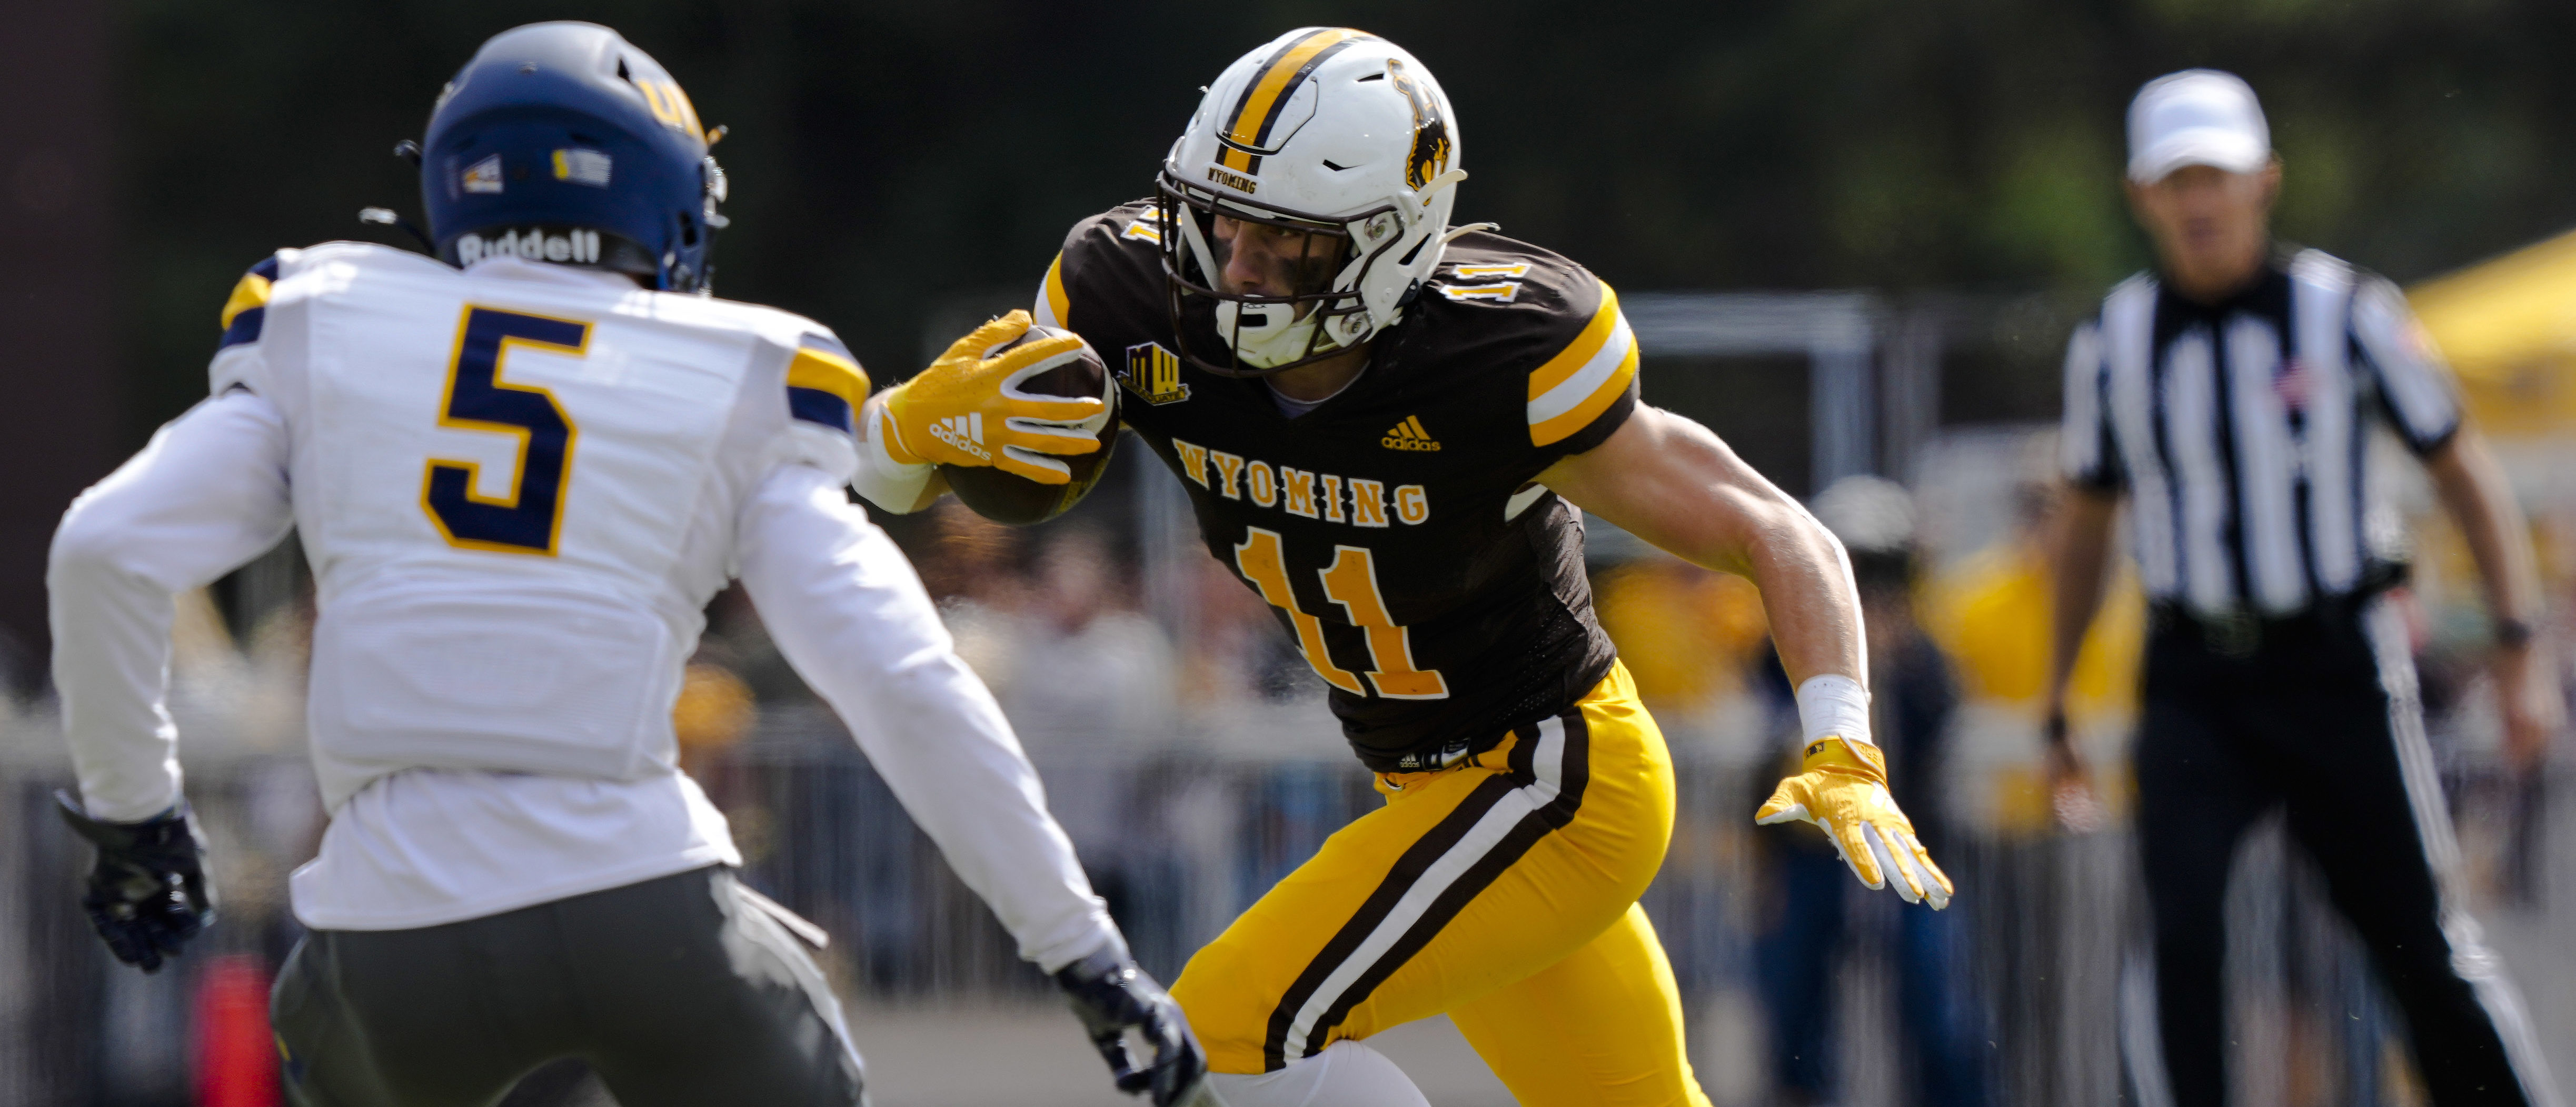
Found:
[455,227,604,266]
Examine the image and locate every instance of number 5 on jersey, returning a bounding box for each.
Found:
[1235,527,1448,700]
[422,307,587,555]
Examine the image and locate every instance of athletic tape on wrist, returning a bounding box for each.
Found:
[1795,673,1873,748]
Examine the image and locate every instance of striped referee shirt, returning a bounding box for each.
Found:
[2060,248,2464,618]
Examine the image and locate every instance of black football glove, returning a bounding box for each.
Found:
[1053,940,1211,1106]
[55,790,213,973]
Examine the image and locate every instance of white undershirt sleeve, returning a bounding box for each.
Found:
[51,391,294,822]
[734,463,1116,973]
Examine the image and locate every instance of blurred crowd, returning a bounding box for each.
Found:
[6,425,2574,1107]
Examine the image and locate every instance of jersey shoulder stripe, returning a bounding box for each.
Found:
[218,254,285,351]
[1526,280,1636,446]
[785,332,869,433]
[1041,201,1165,327]
[1037,252,1072,327]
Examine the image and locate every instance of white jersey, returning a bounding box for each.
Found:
[224,243,858,807]
[51,244,1116,967]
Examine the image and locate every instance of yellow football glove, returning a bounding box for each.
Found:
[1757,735,1953,909]
[879,311,1107,485]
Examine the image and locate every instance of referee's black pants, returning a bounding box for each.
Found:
[2134,596,2552,1107]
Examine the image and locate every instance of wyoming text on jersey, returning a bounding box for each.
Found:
[1169,437,1431,527]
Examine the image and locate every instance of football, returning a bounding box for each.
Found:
[939,324,1121,526]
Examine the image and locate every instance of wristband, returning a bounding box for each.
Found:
[848,401,936,512]
[1795,673,1873,747]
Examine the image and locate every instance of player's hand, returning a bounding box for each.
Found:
[1053,940,1211,1106]
[880,310,1107,485]
[1757,736,1953,909]
[55,791,214,973]
[2495,641,2562,773]
[2044,705,2105,834]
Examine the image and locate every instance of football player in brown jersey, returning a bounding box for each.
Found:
[853,27,1950,1107]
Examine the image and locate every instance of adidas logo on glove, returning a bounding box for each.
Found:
[929,413,989,460]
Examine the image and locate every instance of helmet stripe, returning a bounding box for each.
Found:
[1220,28,1371,173]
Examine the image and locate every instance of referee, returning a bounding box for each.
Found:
[2045,71,2563,1107]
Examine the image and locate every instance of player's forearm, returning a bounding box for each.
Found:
[1742,504,1868,689]
[737,466,1116,970]
[1548,408,1866,687]
[2428,431,2544,626]
[2046,485,2119,714]
[49,544,186,821]
[50,394,294,820]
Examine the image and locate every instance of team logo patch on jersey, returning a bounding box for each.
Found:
[1381,416,1440,451]
[1120,342,1192,405]
[461,154,504,194]
[930,413,989,460]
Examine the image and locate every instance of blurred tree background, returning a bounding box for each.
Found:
[114,0,2576,443]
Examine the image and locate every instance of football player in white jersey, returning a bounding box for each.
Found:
[47,22,1204,1107]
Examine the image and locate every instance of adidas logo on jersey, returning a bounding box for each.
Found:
[455,227,605,267]
[1381,416,1440,452]
[929,413,989,460]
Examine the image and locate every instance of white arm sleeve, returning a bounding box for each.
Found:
[735,464,1116,972]
[50,391,294,821]
[846,392,936,513]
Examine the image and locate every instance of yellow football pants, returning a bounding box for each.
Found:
[1171,661,1712,1107]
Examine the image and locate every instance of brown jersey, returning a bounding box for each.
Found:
[1035,201,1640,771]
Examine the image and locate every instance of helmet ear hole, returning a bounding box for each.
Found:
[676,212,699,249]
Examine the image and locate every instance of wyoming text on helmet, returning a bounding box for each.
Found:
[1156,27,1468,377]
[418,22,729,293]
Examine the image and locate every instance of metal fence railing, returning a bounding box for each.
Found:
[1,703,2565,1107]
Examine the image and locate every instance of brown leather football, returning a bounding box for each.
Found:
[939,325,1120,526]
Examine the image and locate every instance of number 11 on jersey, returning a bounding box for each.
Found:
[422,306,588,555]
[1234,527,1449,700]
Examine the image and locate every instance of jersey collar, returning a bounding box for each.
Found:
[464,256,646,292]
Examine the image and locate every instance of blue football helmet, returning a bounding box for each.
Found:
[421,22,726,292]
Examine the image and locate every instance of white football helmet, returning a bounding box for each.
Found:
[1157,28,1466,375]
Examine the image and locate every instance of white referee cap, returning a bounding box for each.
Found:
[2127,69,2270,184]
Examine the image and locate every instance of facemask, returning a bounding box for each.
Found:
[1215,298,1337,368]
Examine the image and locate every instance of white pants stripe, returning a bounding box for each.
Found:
[2363,597,2561,1107]
[1279,715,1569,1063]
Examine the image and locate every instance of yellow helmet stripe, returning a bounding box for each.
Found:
[1219,28,1370,171]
